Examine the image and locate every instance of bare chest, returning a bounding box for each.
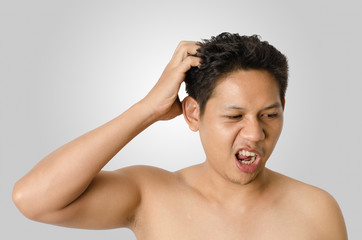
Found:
[132,195,316,240]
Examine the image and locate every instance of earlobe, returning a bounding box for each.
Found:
[182,96,200,132]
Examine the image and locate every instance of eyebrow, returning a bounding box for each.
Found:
[223,102,282,111]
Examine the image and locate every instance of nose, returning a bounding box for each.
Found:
[241,118,265,142]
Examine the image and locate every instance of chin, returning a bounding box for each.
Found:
[229,161,269,186]
[226,172,259,185]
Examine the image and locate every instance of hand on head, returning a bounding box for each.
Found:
[142,41,201,121]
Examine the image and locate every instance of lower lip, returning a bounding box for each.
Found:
[235,156,260,173]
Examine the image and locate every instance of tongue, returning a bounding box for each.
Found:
[238,155,251,161]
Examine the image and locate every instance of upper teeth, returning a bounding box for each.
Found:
[238,150,256,157]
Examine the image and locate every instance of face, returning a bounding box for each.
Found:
[198,69,284,185]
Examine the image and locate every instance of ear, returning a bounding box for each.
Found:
[182,96,200,132]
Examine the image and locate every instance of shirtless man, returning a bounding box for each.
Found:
[13,33,347,239]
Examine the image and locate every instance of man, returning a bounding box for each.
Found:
[13,33,347,239]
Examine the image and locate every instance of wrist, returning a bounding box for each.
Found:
[132,99,160,126]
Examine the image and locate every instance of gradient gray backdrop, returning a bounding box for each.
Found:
[1,0,361,239]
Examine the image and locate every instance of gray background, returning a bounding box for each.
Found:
[1,0,361,239]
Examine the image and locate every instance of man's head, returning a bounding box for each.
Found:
[182,33,289,185]
[184,32,288,116]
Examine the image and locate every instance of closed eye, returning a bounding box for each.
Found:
[261,113,278,119]
[227,115,243,119]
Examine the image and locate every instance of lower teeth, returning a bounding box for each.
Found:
[239,157,256,165]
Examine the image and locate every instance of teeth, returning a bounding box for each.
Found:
[238,150,256,157]
[240,156,256,165]
[237,150,257,165]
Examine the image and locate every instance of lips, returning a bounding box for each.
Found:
[235,147,261,173]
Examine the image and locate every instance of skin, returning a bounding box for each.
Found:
[12,41,348,239]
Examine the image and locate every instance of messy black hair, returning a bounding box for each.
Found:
[184,32,288,115]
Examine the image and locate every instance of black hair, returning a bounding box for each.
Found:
[184,32,288,115]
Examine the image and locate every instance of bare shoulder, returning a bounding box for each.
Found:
[114,165,181,191]
[269,170,348,239]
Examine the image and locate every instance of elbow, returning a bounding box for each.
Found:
[12,181,42,221]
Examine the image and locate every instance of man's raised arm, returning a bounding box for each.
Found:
[12,41,201,229]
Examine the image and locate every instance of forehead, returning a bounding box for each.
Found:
[208,69,281,110]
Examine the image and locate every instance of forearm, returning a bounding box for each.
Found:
[13,100,155,218]
[13,41,201,224]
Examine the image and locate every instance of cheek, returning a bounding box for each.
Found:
[265,120,284,148]
[272,118,284,138]
[199,122,238,159]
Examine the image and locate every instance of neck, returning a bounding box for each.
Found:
[197,162,271,209]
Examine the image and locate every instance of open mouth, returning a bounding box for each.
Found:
[236,149,257,165]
